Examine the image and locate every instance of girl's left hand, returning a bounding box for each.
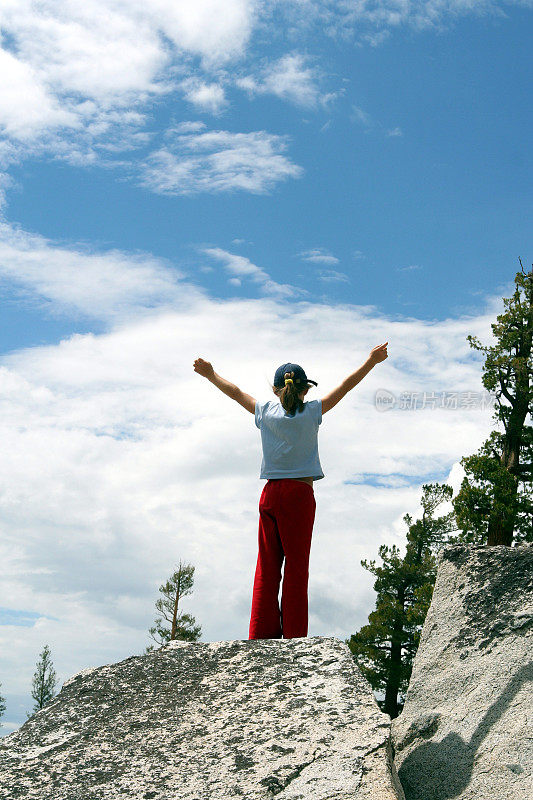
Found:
[369,342,388,364]
[193,357,215,379]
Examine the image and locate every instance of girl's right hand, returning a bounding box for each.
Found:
[193,358,215,379]
[369,342,388,364]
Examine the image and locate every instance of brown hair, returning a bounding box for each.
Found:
[272,370,306,416]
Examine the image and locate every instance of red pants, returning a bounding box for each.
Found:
[248,478,316,640]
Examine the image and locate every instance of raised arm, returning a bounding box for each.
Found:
[322,342,388,415]
[193,357,256,414]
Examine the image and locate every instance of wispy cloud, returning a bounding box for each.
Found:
[300,248,340,265]
[166,121,207,135]
[352,105,374,128]
[316,269,350,283]
[351,104,402,138]
[282,1,525,42]
[203,247,307,297]
[0,222,202,322]
[139,126,303,195]
[236,53,339,109]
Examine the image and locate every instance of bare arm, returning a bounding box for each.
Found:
[322,342,388,415]
[193,358,256,414]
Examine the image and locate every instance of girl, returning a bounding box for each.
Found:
[193,342,388,640]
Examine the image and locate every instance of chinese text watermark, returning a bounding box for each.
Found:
[374,389,497,412]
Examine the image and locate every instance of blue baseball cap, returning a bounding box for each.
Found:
[273,363,318,389]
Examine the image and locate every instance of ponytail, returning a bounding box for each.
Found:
[274,370,305,415]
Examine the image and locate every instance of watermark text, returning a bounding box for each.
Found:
[374,389,497,411]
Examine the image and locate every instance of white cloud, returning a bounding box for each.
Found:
[203,247,306,297]
[0,269,507,732]
[237,53,334,108]
[180,80,228,114]
[139,128,303,195]
[361,29,393,47]
[387,126,403,137]
[0,222,203,322]
[167,121,207,135]
[300,248,340,265]
[0,47,77,141]
[0,170,15,210]
[151,0,255,65]
[316,269,350,282]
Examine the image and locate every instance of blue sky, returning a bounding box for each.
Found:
[0,0,531,734]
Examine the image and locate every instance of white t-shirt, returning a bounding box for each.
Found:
[254,398,324,481]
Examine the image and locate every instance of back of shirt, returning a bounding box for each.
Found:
[255,398,324,481]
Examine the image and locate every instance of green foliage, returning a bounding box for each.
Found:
[465,264,532,421]
[452,260,533,545]
[450,432,532,545]
[346,483,457,718]
[145,560,202,653]
[27,644,57,718]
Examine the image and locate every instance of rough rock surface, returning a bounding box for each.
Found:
[0,635,404,799]
[391,543,533,800]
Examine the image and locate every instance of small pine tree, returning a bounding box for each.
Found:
[144,560,202,653]
[27,644,57,718]
[346,483,457,719]
[0,679,6,729]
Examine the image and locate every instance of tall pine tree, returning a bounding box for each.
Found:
[452,260,533,545]
[145,560,202,653]
[27,644,57,717]
[346,483,457,719]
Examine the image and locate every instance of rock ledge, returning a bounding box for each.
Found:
[1,635,404,800]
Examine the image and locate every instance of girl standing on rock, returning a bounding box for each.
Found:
[193,343,388,640]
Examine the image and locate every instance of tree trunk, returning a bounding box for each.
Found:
[487,401,528,546]
[486,472,518,546]
[170,565,182,640]
[384,591,405,719]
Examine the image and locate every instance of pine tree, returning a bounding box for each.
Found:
[452,260,533,546]
[27,644,57,717]
[145,560,202,653]
[346,483,457,719]
[0,679,6,729]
